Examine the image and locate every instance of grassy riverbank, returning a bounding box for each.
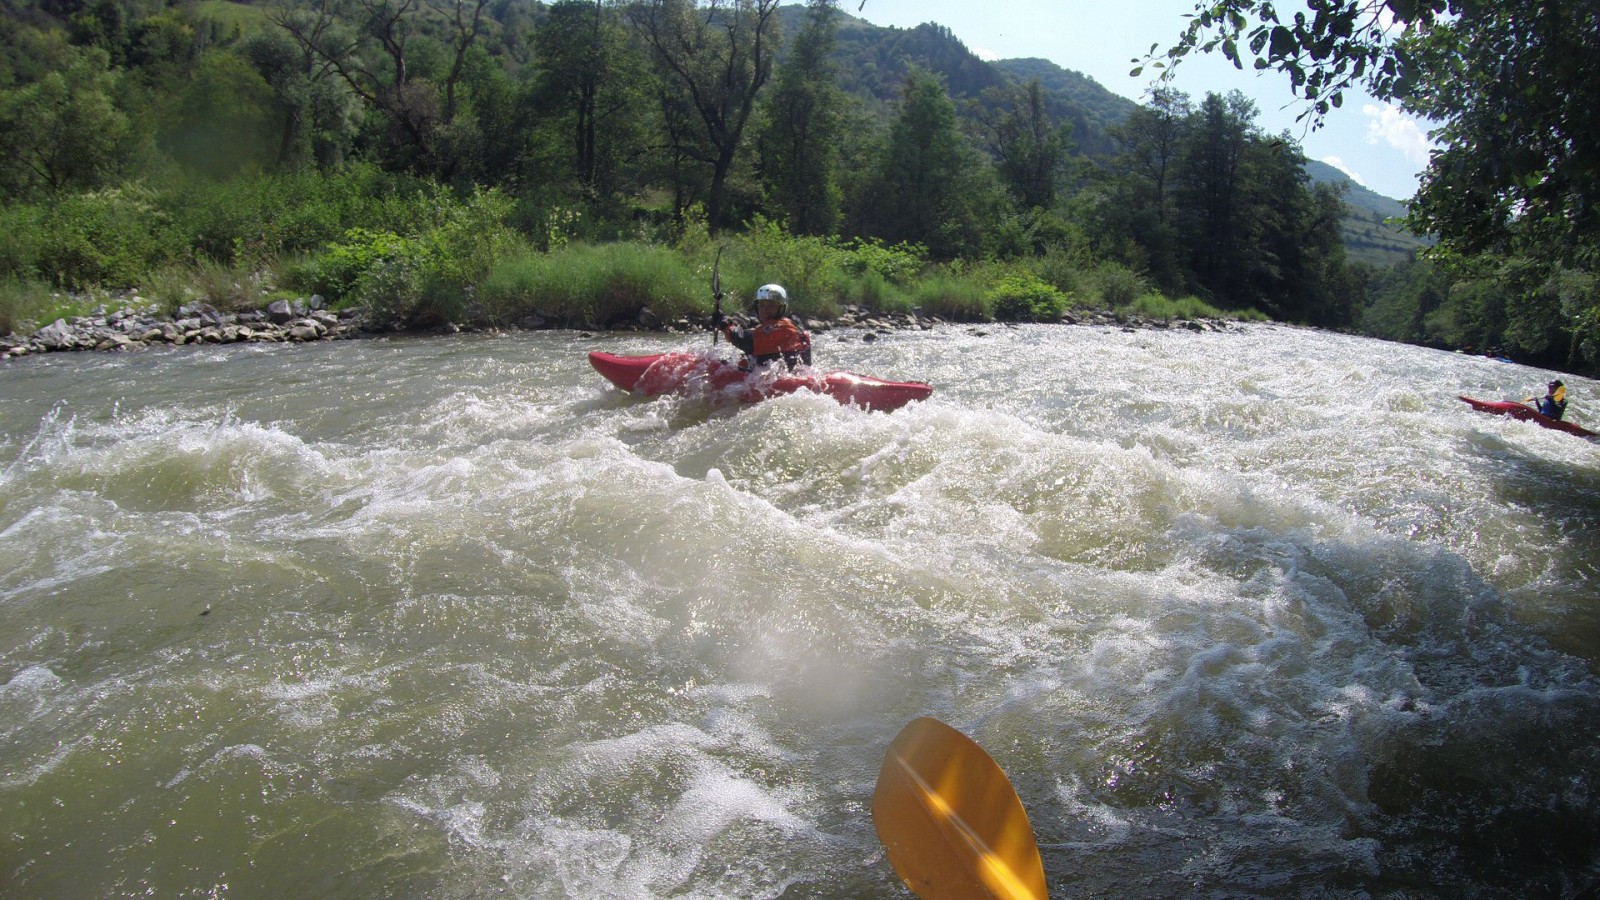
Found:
[0,167,1260,341]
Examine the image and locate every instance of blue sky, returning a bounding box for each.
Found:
[845,0,1434,201]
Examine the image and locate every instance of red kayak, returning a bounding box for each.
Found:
[590,350,932,412]
[1459,396,1597,438]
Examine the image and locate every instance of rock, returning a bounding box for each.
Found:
[308,294,326,311]
[287,319,326,341]
[33,319,77,351]
[266,300,295,324]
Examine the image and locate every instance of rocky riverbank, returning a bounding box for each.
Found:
[2,296,1231,362]
[1,295,370,361]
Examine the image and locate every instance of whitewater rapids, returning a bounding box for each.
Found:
[2,323,1597,896]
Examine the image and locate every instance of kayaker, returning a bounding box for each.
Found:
[714,283,812,370]
[1533,380,1568,420]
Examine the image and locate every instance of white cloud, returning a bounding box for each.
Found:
[973,46,1000,61]
[1363,103,1433,165]
[1321,156,1368,187]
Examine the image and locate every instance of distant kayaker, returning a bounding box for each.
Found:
[714,283,812,370]
[1533,380,1568,420]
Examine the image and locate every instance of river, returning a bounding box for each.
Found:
[2,323,1597,898]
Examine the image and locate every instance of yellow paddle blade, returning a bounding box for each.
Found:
[871,717,1048,900]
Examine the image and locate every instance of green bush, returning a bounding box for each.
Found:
[0,204,48,286]
[300,187,518,324]
[1027,244,1091,296]
[165,164,455,267]
[18,186,181,288]
[837,237,926,285]
[1085,261,1151,307]
[987,271,1071,320]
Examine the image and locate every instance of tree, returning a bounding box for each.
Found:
[1174,91,1253,303]
[241,27,360,170]
[972,78,1067,211]
[531,0,651,200]
[157,50,279,179]
[1115,87,1189,230]
[0,46,130,197]
[628,0,781,233]
[1099,87,1190,289]
[272,0,490,175]
[854,67,1004,259]
[755,0,845,235]
[1146,0,1600,365]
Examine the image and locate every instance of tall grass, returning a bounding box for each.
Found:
[0,278,59,335]
[912,273,991,321]
[1128,293,1224,321]
[481,242,703,327]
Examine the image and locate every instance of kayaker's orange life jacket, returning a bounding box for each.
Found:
[723,316,811,368]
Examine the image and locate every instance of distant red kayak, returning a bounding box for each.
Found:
[1459,396,1597,438]
[590,350,933,412]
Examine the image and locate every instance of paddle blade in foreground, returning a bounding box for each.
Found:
[871,716,1047,900]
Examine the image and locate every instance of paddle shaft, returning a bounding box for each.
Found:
[711,246,723,345]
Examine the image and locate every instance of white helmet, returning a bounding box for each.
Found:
[754,283,788,309]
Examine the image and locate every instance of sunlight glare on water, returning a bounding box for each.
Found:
[1,324,1598,897]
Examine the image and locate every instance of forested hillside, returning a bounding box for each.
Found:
[0,0,1593,375]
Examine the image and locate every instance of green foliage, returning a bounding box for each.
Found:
[631,0,783,231]
[0,46,131,198]
[731,217,844,318]
[17,186,176,288]
[985,271,1070,320]
[308,229,420,304]
[145,255,294,315]
[973,78,1067,210]
[0,164,471,289]
[7,0,1583,373]
[1360,257,1448,345]
[1025,243,1093,296]
[1083,261,1151,307]
[303,187,517,323]
[156,50,277,178]
[837,237,927,284]
[1158,0,1600,366]
[528,0,653,200]
[853,269,912,313]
